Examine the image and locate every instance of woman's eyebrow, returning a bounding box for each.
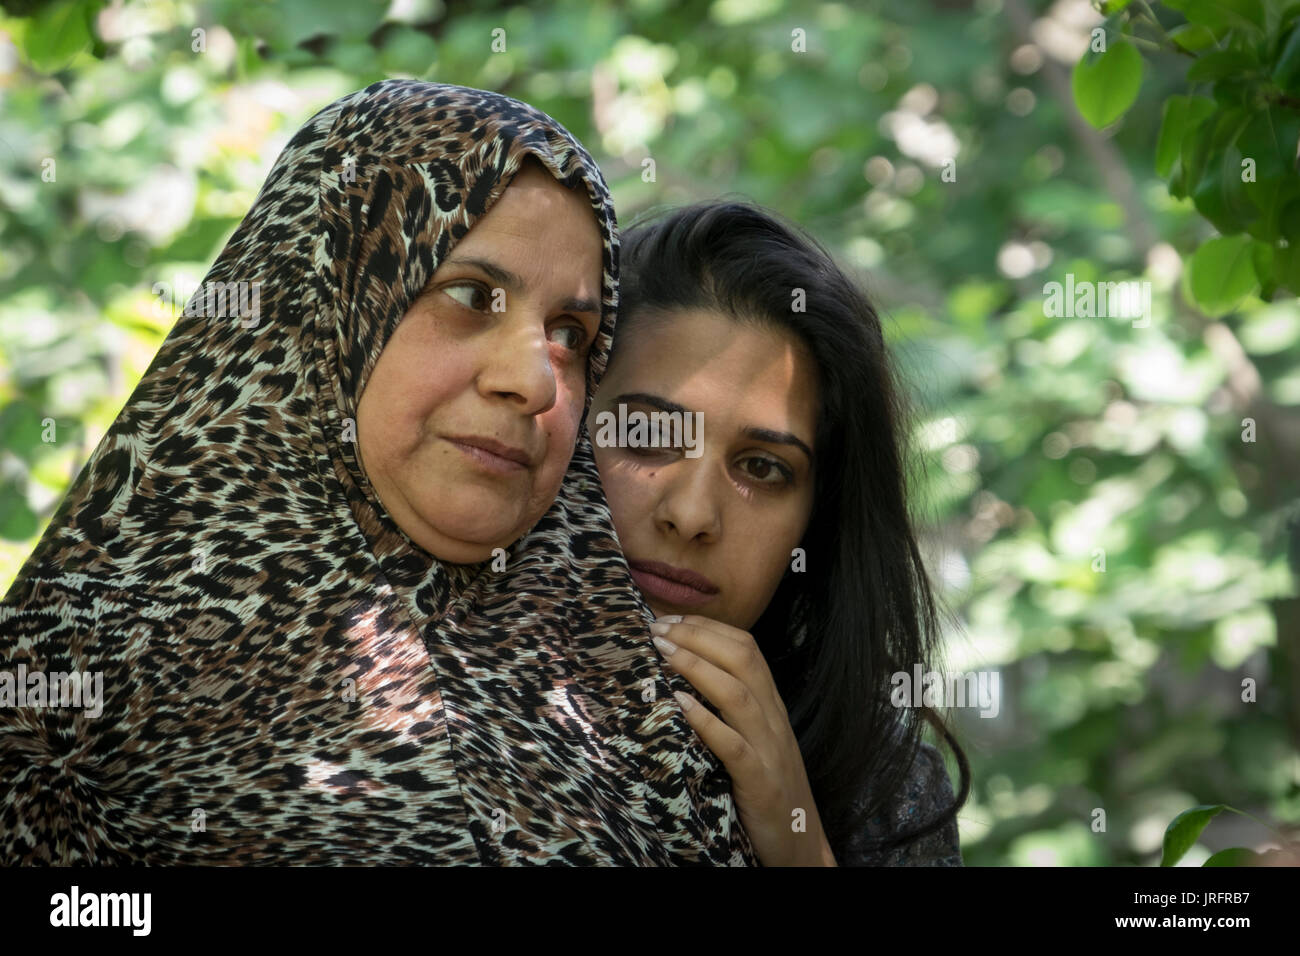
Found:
[741,426,814,464]
[614,392,814,463]
[443,255,601,316]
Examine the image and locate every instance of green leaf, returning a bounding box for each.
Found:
[1193,159,1260,234]
[278,0,385,50]
[1178,109,1225,197]
[1188,237,1260,315]
[1203,846,1264,866]
[236,36,264,82]
[1157,95,1217,179]
[1274,25,1300,90]
[1161,804,1227,866]
[0,401,48,461]
[1277,240,1300,293]
[1236,107,1300,185]
[1252,240,1275,285]
[1164,0,1266,35]
[1219,0,1267,32]
[0,488,38,542]
[1072,40,1143,129]
[1187,50,1260,84]
[1246,178,1300,242]
[22,0,93,73]
[1281,199,1300,244]
[1192,111,1259,233]
[379,29,439,75]
[1169,24,1218,53]
[1279,3,1300,53]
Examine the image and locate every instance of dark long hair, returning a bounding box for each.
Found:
[613,200,971,860]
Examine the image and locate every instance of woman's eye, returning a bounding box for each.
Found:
[548,324,586,352]
[739,455,792,485]
[443,283,489,311]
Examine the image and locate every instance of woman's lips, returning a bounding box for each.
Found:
[627,559,719,609]
[445,436,529,475]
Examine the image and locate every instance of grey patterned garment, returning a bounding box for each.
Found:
[836,742,963,866]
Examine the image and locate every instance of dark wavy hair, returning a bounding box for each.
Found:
[612,200,971,861]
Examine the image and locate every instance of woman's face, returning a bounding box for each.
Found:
[357,159,604,563]
[590,308,819,630]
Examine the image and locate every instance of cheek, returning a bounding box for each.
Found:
[595,463,637,528]
[357,368,398,465]
[591,452,660,544]
[732,509,808,608]
[772,504,812,571]
[536,381,586,473]
[373,347,474,452]
[757,543,793,591]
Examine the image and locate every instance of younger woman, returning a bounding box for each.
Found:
[590,201,972,866]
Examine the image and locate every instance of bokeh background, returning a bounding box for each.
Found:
[2,0,1298,865]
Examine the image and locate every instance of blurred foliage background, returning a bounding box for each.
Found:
[1,0,1298,865]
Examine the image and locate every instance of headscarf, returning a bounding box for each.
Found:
[0,79,759,865]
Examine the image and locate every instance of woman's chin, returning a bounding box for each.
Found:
[410,517,525,564]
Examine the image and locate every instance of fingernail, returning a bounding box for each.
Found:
[655,615,683,624]
[652,635,677,656]
[649,620,672,635]
[673,690,695,711]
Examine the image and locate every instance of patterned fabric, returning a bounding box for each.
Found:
[838,742,963,866]
[0,80,758,866]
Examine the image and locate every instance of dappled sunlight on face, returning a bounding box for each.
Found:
[356,159,604,564]
[590,309,819,631]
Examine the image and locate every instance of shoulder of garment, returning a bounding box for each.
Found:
[836,741,964,867]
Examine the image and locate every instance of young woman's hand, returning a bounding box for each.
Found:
[649,614,837,866]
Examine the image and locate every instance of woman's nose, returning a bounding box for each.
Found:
[654,459,722,543]
[478,311,558,415]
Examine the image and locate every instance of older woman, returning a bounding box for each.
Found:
[0,81,757,865]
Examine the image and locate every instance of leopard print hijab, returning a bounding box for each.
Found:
[0,80,758,866]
